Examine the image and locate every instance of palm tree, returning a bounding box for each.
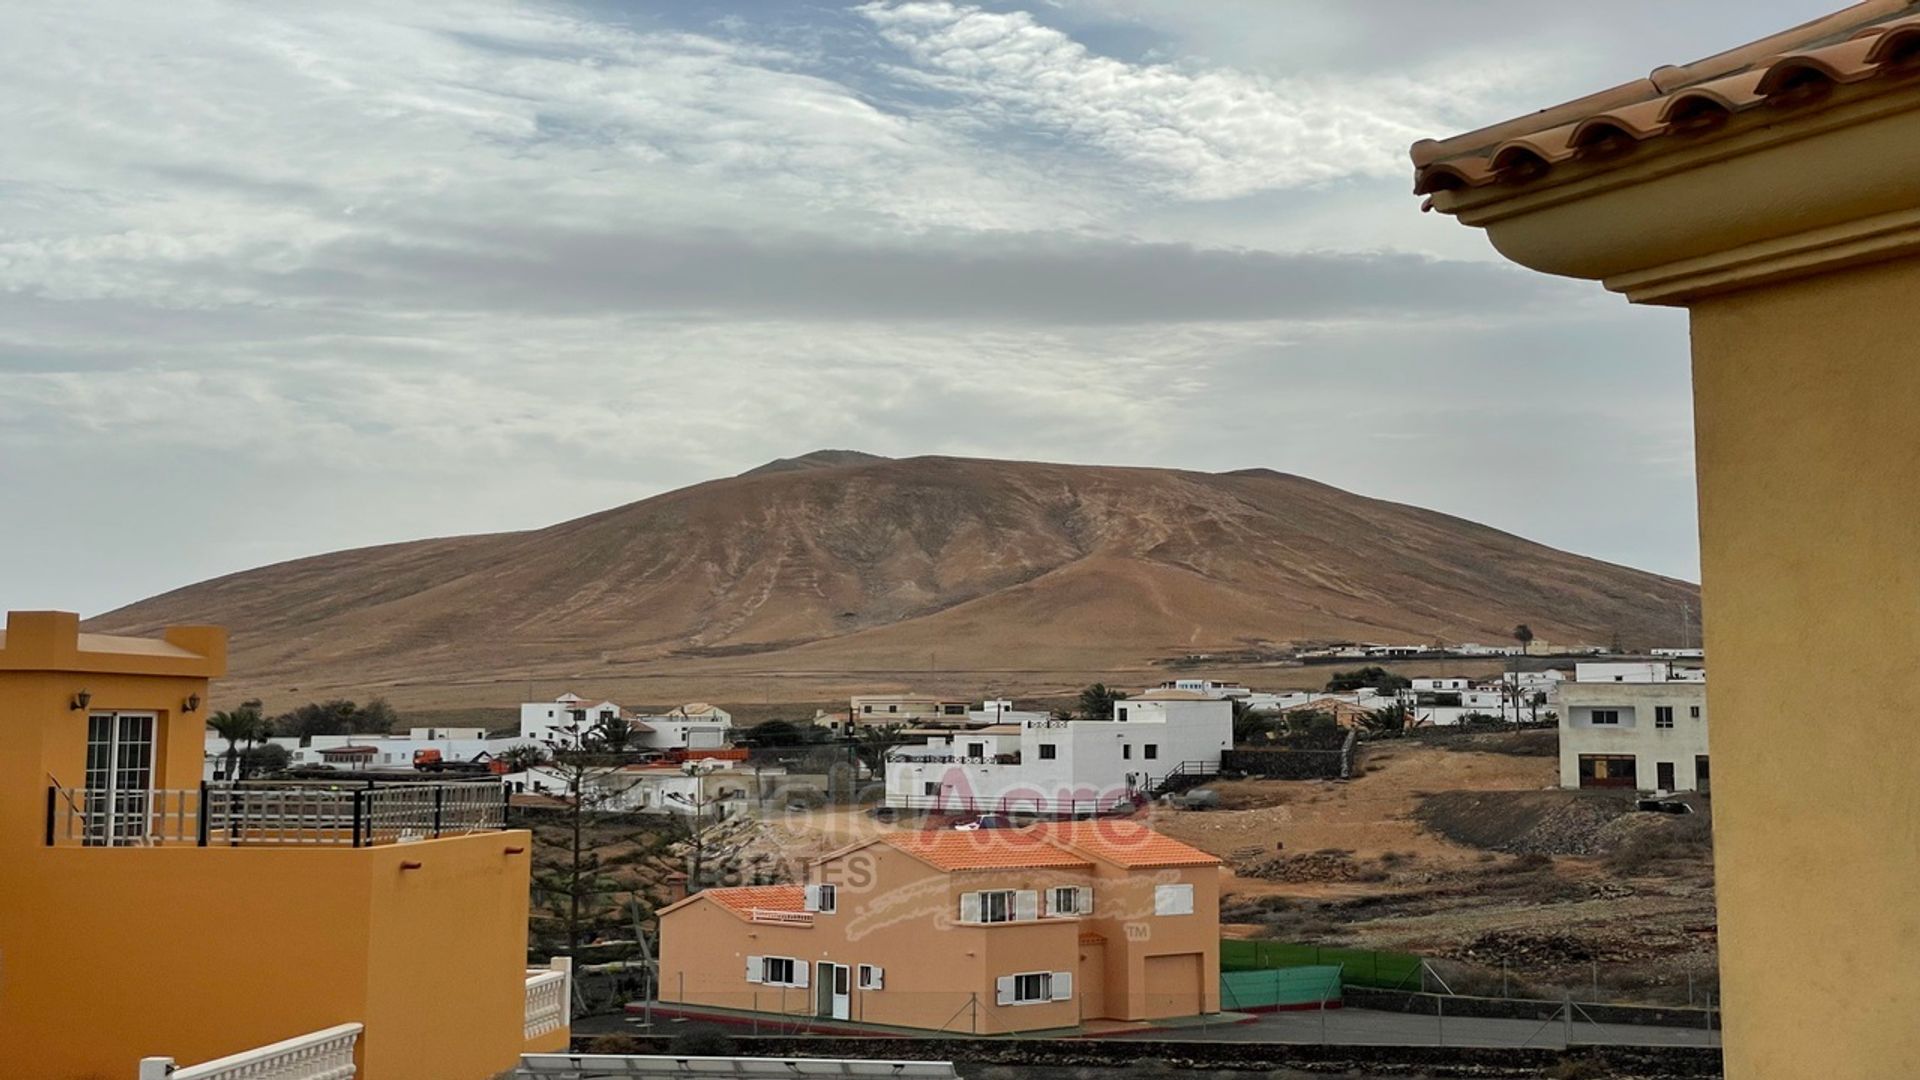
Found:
[1512,624,1535,655]
[1078,683,1127,721]
[206,699,266,782]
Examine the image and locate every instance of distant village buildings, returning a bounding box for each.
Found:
[883,691,1233,816]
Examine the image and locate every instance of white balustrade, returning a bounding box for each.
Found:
[138,1022,360,1080]
[525,957,572,1041]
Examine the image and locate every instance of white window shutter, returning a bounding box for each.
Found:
[793,960,809,988]
[1077,886,1094,914]
[803,884,821,912]
[1015,890,1039,921]
[996,975,1016,1006]
[1050,971,1073,1000]
[869,965,884,990]
[746,955,763,983]
[960,892,981,924]
[1154,883,1194,916]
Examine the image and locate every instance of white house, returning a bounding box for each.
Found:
[883,689,1232,816]
[1153,679,1251,700]
[520,693,736,751]
[629,703,734,751]
[1558,668,1710,793]
[520,693,624,742]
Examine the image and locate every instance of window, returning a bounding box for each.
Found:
[962,889,1037,923]
[806,884,836,913]
[1143,744,1159,760]
[863,705,872,714]
[753,956,801,986]
[1153,883,1195,916]
[1655,706,1674,729]
[1038,744,1057,760]
[887,705,897,713]
[996,970,1071,1004]
[923,782,940,796]
[967,742,985,758]
[858,964,883,990]
[1590,709,1621,726]
[1117,706,1129,721]
[981,890,1014,923]
[1050,886,1091,916]
[1690,705,1702,719]
[1122,744,1132,760]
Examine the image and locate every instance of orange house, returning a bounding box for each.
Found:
[0,611,569,1079]
[657,820,1220,1034]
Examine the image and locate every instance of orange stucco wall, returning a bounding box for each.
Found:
[659,840,1220,1034]
[0,613,557,1079]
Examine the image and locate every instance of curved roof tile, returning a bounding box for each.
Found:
[1413,1,1920,195]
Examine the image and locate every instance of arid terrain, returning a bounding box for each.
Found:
[91,452,1698,712]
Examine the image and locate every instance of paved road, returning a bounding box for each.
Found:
[1102,1006,1721,1050]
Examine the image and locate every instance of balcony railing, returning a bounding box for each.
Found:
[525,957,572,1041]
[749,908,815,926]
[45,780,508,849]
[139,1022,361,1080]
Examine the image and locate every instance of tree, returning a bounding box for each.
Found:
[356,697,399,734]
[1231,700,1276,744]
[206,699,266,781]
[240,742,291,776]
[1325,666,1412,693]
[1513,623,1535,655]
[592,714,636,754]
[742,718,827,747]
[1283,709,1339,737]
[1359,702,1410,736]
[530,719,646,957]
[1078,683,1128,721]
[500,743,552,774]
[851,723,906,775]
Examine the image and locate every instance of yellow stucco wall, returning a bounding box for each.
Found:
[0,612,557,1079]
[1690,257,1920,1080]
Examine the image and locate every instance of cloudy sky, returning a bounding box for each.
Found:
[3,0,1831,615]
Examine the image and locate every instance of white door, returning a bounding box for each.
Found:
[84,712,156,846]
[815,963,850,1020]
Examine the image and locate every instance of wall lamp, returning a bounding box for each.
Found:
[183,694,201,713]
[69,690,91,712]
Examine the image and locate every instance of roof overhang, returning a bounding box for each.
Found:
[1416,3,1920,305]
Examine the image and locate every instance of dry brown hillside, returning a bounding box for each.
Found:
[90,454,1698,710]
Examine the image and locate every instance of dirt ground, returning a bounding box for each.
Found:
[1138,736,1717,1005]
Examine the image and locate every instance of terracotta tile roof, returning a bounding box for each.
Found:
[1412,1,1920,196]
[1025,820,1223,869]
[696,885,807,920]
[877,829,1094,872]
[1078,931,1107,945]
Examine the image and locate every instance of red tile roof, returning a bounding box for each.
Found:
[696,885,807,920]
[878,829,1094,872]
[1026,819,1223,869]
[1412,1,1920,196]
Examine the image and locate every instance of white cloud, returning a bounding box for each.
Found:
[856,0,1521,199]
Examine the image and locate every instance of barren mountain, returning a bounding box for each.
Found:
[91,454,1699,709]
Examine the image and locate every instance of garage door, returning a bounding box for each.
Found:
[1142,953,1204,1019]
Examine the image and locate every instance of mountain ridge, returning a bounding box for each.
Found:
[89,451,1699,708]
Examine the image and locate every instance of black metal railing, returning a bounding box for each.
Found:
[45,779,509,848]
